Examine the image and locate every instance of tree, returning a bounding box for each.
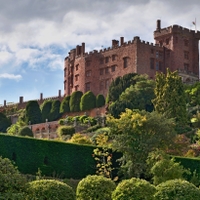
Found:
[154,179,200,200]
[41,100,53,122]
[80,91,96,111]
[26,179,75,200]
[96,94,105,108]
[0,112,11,132]
[152,68,187,124]
[60,95,71,114]
[69,91,83,112]
[107,73,137,102]
[7,120,26,135]
[49,100,61,121]
[25,100,42,124]
[107,109,176,177]
[112,177,156,200]
[120,74,155,112]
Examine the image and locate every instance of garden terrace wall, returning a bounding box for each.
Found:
[0,134,96,179]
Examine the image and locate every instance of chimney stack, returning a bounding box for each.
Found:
[156,19,161,31]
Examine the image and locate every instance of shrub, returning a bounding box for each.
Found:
[112,177,156,200]
[76,175,116,200]
[0,156,27,195]
[49,100,61,121]
[69,91,83,112]
[0,112,12,132]
[68,133,93,145]
[154,179,200,200]
[60,95,71,114]
[96,94,105,108]
[41,100,53,122]
[18,126,34,137]
[80,91,96,111]
[25,179,75,200]
[57,125,75,137]
[84,124,101,133]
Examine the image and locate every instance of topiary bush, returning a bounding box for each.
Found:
[69,91,83,112]
[80,91,96,111]
[154,179,200,200]
[112,177,156,200]
[96,94,105,108]
[57,125,75,137]
[76,175,116,200]
[18,126,34,137]
[25,179,75,200]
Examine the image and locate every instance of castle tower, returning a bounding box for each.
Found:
[154,19,200,83]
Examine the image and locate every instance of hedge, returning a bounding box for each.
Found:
[0,134,96,179]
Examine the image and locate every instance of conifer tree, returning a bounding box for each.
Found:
[152,68,187,124]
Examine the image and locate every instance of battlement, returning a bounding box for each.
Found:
[154,20,200,39]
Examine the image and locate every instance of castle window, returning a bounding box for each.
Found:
[184,51,189,60]
[105,79,110,89]
[184,63,189,71]
[85,82,91,92]
[159,61,162,70]
[100,81,104,90]
[100,69,104,75]
[111,65,116,72]
[156,61,159,70]
[123,57,129,68]
[105,67,109,74]
[75,64,79,71]
[75,74,79,81]
[156,51,159,58]
[112,55,117,61]
[86,61,91,67]
[105,56,109,63]
[100,58,104,64]
[86,70,92,77]
[166,38,169,45]
[159,51,163,58]
[151,49,154,54]
[64,68,67,77]
[150,58,154,69]
[184,39,189,46]
[159,40,163,46]
[75,85,79,91]
[166,50,171,57]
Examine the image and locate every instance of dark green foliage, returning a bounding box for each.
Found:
[0,156,27,196]
[69,91,83,112]
[18,126,33,137]
[25,100,42,124]
[112,177,156,200]
[0,112,11,132]
[84,124,101,133]
[96,94,105,108]
[107,73,137,102]
[49,100,61,121]
[108,100,133,118]
[60,95,71,114]
[57,125,75,137]
[154,179,200,200]
[0,134,96,179]
[80,91,96,111]
[76,175,116,200]
[26,179,75,200]
[41,100,53,122]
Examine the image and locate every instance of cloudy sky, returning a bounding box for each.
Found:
[0,0,199,105]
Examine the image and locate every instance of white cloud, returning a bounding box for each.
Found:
[0,73,22,81]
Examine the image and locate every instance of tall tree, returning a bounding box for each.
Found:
[69,91,83,112]
[107,109,176,178]
[152,68,187,124]
[25,101,42,125]
[49,100,61,121]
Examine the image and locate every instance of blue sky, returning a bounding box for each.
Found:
[0,0,199,105]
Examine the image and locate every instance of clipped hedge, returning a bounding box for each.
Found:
[26,179,75,200]
[18,126,34,137]
[57,125,75,137]
[0,134,96,179]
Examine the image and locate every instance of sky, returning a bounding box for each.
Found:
[0,0,199,105]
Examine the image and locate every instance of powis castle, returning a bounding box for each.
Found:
[64,19,200,97]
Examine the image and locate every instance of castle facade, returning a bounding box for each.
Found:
[64,20,200,97]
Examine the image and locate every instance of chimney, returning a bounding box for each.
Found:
[40,93,43,101]
[112,40,119,47]
[58,90,61,98]
[120,37,124,45]
[81,43,85,55]
[156,19,161,31]
[19,96,23,104]
[4,100,6,107]
[76,45,80,56]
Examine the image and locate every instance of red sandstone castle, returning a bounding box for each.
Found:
[64,20,200,97]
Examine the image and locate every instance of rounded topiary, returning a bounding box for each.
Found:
[18,126,34,137]
[112,177,156,200]
[76,175,116,200]
[154,179,200,200]
[80,91,96,111]
[96,94,105,108]
[26,179,75,200]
